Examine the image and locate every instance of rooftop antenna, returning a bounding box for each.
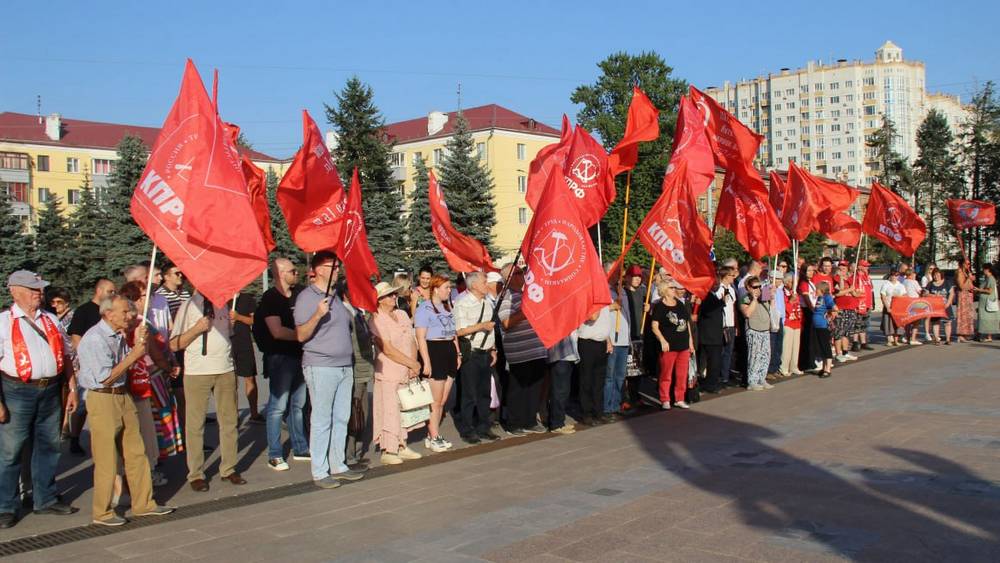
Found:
[36,95,42,124]
[457,83,462,113]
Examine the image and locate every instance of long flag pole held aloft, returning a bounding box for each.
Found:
[614,171,633,337]
[141,245,158,321]
[640,257,657,330]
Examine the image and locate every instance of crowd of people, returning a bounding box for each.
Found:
[1,250,998,529]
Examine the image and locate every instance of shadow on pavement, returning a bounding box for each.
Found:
[621,409,1000,560]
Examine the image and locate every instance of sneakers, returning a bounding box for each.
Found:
[661,402,671,410]
[291,452,311,461]
[844,353,858,361]
[381,452,403,465]
[835,355,850,363]
[523,424,547,434]
[135,505,175,517]
[331,469,366,481]
[910,340,923,346]
[268,458,290,471]
[505,427,527,437]
[398,446,422,460]
[479,430,501,442]
[424,437,451,452]
[762,382,775,390]
[313,477,342,489]
[551,424,576,435]
[749,384,765,391]
[674,401,691,409]
[93,515,128,527]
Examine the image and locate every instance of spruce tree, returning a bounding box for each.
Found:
[266,167,305,265]
[104,135,152,276]
[68,181,109,298]
[914,110,963,263]
[405,156,447,272]
[571,52,688,267]
[437,113,498,257]
[0,191,33,307]
[867,114,913,194]
[959,82,1000,268]
[33,196,75,291]
[326,76,405,276]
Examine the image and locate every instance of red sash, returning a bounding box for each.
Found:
[126,328,160,400]
[10,310,65,382]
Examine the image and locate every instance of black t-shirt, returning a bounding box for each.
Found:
[253,287,302,357]
[67,301,101,338]
[651,301,690,351]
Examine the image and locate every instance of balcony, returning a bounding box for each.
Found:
[391,166,407,182]
[92,174,110,189]
[0,169,29,183]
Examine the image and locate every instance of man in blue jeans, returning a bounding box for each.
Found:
[294,251,365,489]
[0,271,80,528]
[604,266,631,419]
[253,258,309,471]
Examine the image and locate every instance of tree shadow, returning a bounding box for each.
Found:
[622,410,1000,560]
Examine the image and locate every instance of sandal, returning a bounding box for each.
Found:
[819,371,832,379]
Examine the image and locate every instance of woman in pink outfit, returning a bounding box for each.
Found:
[369,282,424,465]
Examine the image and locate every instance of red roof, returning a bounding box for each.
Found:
[384,104,560,144]
[0,111,282,162]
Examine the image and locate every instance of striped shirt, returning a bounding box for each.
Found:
[498,291,547,364]
[156,286,191,320]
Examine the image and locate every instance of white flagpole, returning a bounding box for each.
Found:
[597,223,604,263]
[141,245,158,320]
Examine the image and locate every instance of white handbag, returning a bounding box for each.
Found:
[396,379,433,411]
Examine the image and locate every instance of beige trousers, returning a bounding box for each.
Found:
[184,372,239,482]
[86,392,156,522]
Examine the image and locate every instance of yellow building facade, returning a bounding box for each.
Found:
[0,112,285,231]
[381,105,560,261]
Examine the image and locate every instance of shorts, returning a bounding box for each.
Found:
[426,340,458,381]
[833,310,858,340]
[854,313,870,334]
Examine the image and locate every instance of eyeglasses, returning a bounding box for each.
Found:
[749,285,761,290]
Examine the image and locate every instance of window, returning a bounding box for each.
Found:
[847,124,855,132]
[38,187,51,203]
[833,138,842,145]
[66,157,79,173]
[775,117,782,125]
[774,103,782,110]
[777,157,784,164]
[787,129,796,136]
[816,151,825,160]
[864,105,877,115]
[802,99,809,107]
[92,158,115,175]
[803,140,811,147]
[863,91,876,100]
[789,156,797,163]
[833,152,842,159]
[830,96,840,104]
[833,165,842,173]
[36,155,49,172]
[518,207,528,225]
[786,88,795,96]
[831,124,841,132]
[788,116,796,123]
[848,151,856,158]
[787,102,796,109]
[802,112,810,120]
[814,97,823,107]
[476,143,486,161]
[389,152,405,167]
[775,144,783,151]
[412,151,423,164]
[815,111,824,119]
[800,85,809,93]
[0,152,29,170]
[846,109,855,117]
[801,126,810,134]
[863,77,875,86]
[848,164,857,172]
[846,94,854,102]
[516,143,526,160]
[788,142,797,149]
[1,182,28,202]
[433,148,444,165]
[517,175,527,193]
[814,83,824,91]
[845,80,853,87]
[68,189,81,204]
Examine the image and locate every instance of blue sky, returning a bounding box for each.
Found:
[2,0,995,159]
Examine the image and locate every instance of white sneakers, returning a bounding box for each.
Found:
[674,401,691,409]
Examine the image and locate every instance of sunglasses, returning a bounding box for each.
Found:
[749,285,762,289]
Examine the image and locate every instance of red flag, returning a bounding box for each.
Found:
[889,296,947,327]
[241,155,276,253]
[609,87,659,176]
[768,171,786,222]
[130,60,266,308]
[429,171,496,273]
[818,210,862,247]
[337,168,379,312]
[562,125,616,227]
[217,118,276,254]
[783,162,859,241]
[635,160,716,298]
[862,183,927,257]
[688,86,763,170]
[946,199,996,230]
[668,96,716,196]
[715,166,791,260]
[278,110,347,252]
[521,172,611,348]
[525,115,571,211]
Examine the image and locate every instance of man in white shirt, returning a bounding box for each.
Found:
[714,266,738,387]
[453,272,499,444]
[0,271,79,528]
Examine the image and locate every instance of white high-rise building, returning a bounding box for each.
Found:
[705,41,968,189]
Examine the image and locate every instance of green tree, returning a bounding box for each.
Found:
[959,82,1000,268]
[265,167,304,265]
[436,113,498,257]
[68,180,110,299]
[914,109,963,264]
[711,229,749,264]
[33,196,75,291]
[326,76,405,276]
[104,135,152,276]
[867,114,913,195]
[571,51,688,267]
[404,155,446,272]
[0,191,33,306]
